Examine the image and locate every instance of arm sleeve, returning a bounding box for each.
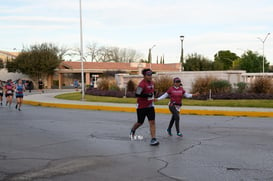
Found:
[184,92,193,98]
[135,86,153,98]
[157,92,169,100]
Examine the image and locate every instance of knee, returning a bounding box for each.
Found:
[149,120,155,125]
[174,115,180,121]
[136,122,143,127]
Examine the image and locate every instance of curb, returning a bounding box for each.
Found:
[23,100,273,118]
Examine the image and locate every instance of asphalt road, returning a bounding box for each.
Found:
[1,104,273,181]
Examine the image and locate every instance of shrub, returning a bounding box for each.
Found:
[97,78,109,90]
[97,77,119,91]
[127,79,136,92]
[85,88,135,98]
[209,80,232,94]
[236,82,248,93]
[154,75,173,95]
[109,84,120,91]
[249,77,273,94]
[191,76,217,94]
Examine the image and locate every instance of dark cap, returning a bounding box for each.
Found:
[142,68,153,76]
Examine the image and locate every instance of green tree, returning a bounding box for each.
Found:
[214,50,239,70]
[5,59,17,72]
[239,50,270,73]
[0,58,4,69]
[232,58,241,70]
[6,43,64,79]
[184,53,213,71]
[269,65,273,72]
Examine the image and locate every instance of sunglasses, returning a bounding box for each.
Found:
[145,71,153,76]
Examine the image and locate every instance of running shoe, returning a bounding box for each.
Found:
[129,130,135,140]
[150,138,159,146]
[177,132,183,137]
[167,128,172,136]
[18,108,21,111]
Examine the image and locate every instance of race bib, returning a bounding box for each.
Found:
[175,105,181,112]
[0,90,2,94]
[7,90,12,94]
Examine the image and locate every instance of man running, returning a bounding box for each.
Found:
[130,68,159,146]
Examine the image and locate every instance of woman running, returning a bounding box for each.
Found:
[15,79,25,111]
[156,77,199,137]
[4,79,15,108]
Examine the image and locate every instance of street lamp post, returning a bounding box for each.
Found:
[180,35,184,71]
[148,45,156,63]
[258,33,270,74]
[79,0,85,100]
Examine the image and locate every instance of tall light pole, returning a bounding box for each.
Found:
[180,35,184,71]
[79,0,85,100]
[258,32,270,74]
[148,45,156,63]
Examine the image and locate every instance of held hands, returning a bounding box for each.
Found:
[193,92,200,97]
[147,93,154,101]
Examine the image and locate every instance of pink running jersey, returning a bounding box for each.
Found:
[137,79,155,109]
[166,86,186,105]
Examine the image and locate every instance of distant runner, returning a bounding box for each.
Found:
[15,79,25,111]
[4,79,14,108]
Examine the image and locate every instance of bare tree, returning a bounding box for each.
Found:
[65,42,144,63]
[86,42,99,62]
[119,48,142,63]
[65,48,88,62]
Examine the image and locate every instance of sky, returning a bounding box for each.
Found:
[1,0,273,64]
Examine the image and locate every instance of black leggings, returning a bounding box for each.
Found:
[168,105,180,133]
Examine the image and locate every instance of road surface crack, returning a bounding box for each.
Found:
[152,141,202,181]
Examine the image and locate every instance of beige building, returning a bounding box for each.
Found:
[53,61,182,89]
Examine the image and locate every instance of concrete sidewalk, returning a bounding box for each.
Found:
[23,89,273,118]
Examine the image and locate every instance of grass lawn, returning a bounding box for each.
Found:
[55,92,273,108]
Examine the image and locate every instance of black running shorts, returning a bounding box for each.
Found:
[137,107,155,124]
[5,94,13,97]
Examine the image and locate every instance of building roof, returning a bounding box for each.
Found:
[59,61,181,73]
[0,50,19,58]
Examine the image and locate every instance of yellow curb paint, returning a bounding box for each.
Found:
[180,109,273,118]
[23,100,273,118]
